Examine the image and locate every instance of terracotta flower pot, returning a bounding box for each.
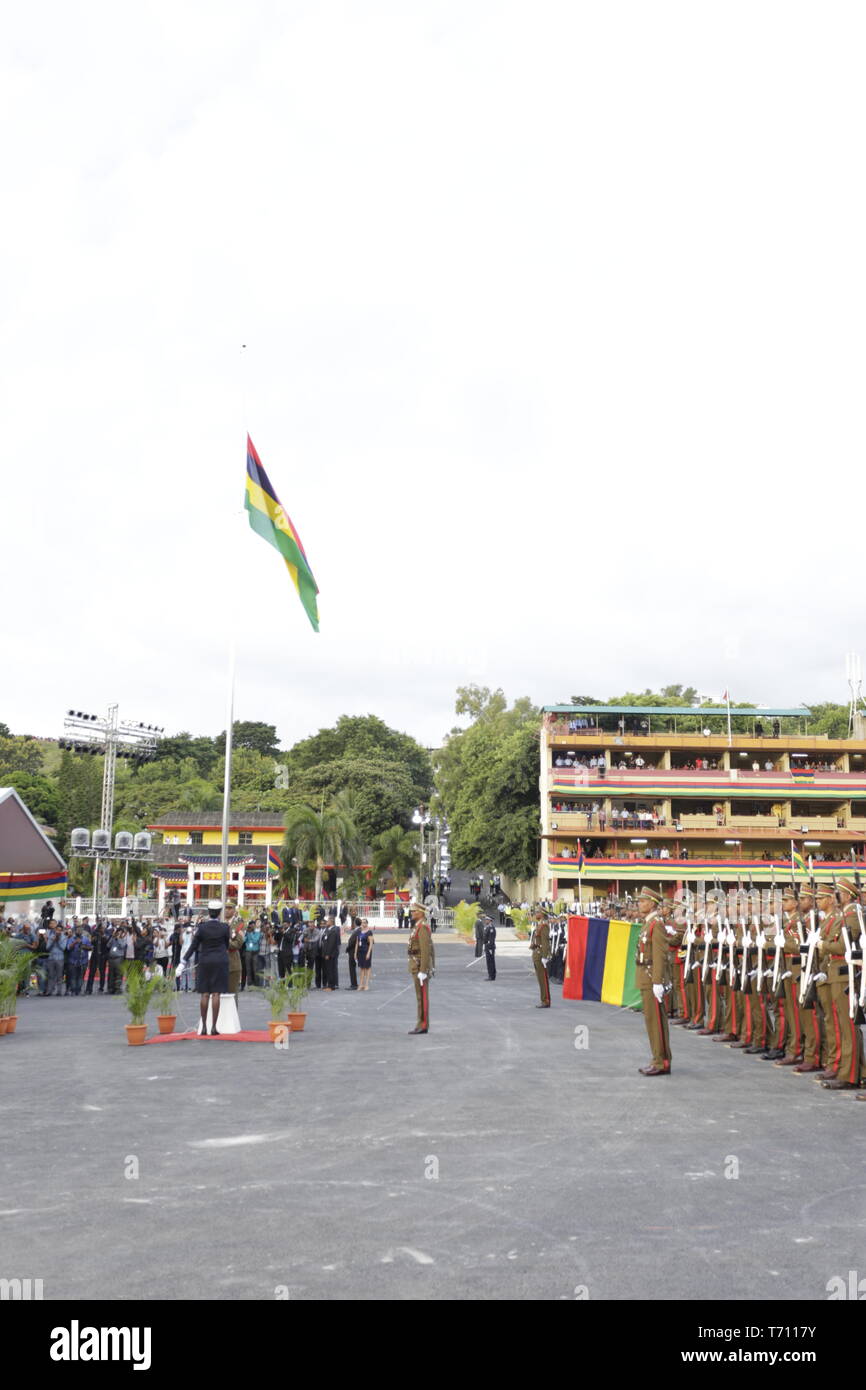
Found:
[287,1012,306,1033]
[0,1017,9,1035]
[157,1015,177,1035]
[125,1023,148,1046]
[6,1016,18,1034]
[267,1019,289,1043]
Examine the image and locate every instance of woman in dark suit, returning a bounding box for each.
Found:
[183,901,230,1036]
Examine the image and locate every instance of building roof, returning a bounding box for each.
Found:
[544,705,812,718]
[0,788,67,872]
[148,812,284,829]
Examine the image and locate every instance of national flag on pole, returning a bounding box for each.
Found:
[245,435,320,631]
[790,841,808,876]
[576,838,586,871]
[267,848,283,878]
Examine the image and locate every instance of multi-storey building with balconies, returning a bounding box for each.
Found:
[538,704,866,900]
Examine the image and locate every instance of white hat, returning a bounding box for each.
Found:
[208,899,223,911]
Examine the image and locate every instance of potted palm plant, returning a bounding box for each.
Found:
[256,973,292,1042]
[123,962,160,1045]
[287,966,313,1033]
[153,968,179,1034]
[0,967,15,1035]
[0,938,31,1034]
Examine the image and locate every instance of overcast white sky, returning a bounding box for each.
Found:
[3,1,864,752]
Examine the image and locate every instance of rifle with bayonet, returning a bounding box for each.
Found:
[739,876,753,994]
[701,885,714,985]
[724,884,737,991]
[799,868,820,1008]
[683,885,695,981]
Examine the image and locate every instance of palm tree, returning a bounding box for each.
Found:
[371,825,418,896]
[281,802,361,901]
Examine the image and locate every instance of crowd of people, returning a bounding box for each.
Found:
[0,900,381,998]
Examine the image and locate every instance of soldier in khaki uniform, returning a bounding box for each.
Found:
[812,883,842,1081]
[635,886,674,1075]
[773,886,805,1067]
[792,882,821,1072]
[664,901,690,1026]
[819,877,865,1090]
[407,901,434,1034]
[529,910,551,1007]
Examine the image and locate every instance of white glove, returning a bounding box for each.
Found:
[807,930,821,948]
[418,972,428,984]
[652,984,665,1002]
[813,972,827,984]
[780,971,791,982]
[773,934,785,949]
[542,957,550,967]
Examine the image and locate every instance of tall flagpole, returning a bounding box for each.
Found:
[220,347,249,913]
[220,641,236,907]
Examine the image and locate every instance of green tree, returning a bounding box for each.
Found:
[2,772,60,826]
[0,735,45,779]
[152,732,220,778]
[281,802,362,900]
[804,702,850,740]
[438,690,541,881]
[285,714,433,798]
[371,825,419,893]
[56,751,103,854]
[217,721,280,759]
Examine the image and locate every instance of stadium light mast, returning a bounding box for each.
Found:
[61,705,163,911]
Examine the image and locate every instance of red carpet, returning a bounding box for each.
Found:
[144,1029,274,1044]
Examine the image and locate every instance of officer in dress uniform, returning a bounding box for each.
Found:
[813,883,841,1082]
[819,877,865,1090]
[407,900,434,1034]
[529,910,551,1007]
[792,882,822,1073]
[774,887,805,1067]
[635,886,674,1075]
[664,900,689,1026]
[482,915,497,980]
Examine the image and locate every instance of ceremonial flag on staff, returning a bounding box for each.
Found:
[245,435,320,631]
[267,848,282,878]
[790,842,808,876]
[575,838,586,871]
[563,916,642,1008]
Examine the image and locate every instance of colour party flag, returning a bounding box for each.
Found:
[245,435,320,631]
[562,916,642,1008]
[267,849,282,878]
[790,842,808,876]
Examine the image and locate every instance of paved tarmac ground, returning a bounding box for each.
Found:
[3,939,864,1302]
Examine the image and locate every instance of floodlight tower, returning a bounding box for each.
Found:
[61,705,164,909]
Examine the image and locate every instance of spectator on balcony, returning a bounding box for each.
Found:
[598,806,607,831]
[752,761,761,772]
[660,847,670,860]
[635,755,645,768]
[764,760,774,771]
[611,807,620,826]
